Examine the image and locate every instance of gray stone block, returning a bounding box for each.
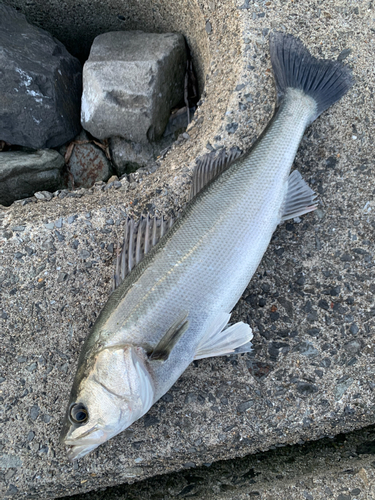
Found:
[0,4,82,149]
[81,31,186,142]
[0,150,64,206]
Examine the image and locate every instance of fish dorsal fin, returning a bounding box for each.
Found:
[281,170,318,222]
[189,146,243,200]
[148,312,189,362]
[194,312,253,360]
[113,215,175,290]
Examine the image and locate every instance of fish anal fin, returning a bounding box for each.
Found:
[189,146,243,200]
[149,312,189,362]
[281,170,318,222]
[194,313,253,360]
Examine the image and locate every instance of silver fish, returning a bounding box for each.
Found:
[60,32,353,460]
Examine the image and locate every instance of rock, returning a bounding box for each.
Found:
[0,150,64,206]
[110,137,155,176]
[0,5,82,149]
[81,31,186,143]
[64,132,113,188]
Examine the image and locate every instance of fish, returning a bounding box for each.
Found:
[60,32,354,460]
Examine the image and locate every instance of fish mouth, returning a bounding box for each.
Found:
[63,424,105,460]
[65,442,100,461]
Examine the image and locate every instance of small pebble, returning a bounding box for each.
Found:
[67,215,77,224]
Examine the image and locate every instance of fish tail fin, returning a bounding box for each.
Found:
[270,32,354,122]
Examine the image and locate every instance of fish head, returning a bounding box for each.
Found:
[60,345,154,460]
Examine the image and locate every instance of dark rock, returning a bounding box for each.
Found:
[7,484,18,495]
[237,400,254,413]
[29,405,40,421]
[270,312,280,321]
[0,150,64,206]
[335,377,353,400]
[27,431,35,441]
[307,328,320,337]
[268,342,289,360]
[0,4,82,149]
[344,339,362,355]
[294,341,319,358]
[340,253,352,262]
[110,137,154,176]
[161,393,173,403]
[143,414,160,427]
[226,123,238,134]
[79,249,91,259]
[185,393,198,404]
[296,382,318,395]
[337,48,352,61]
[325,156,338,168]
[349,323,359,335]
[247,361,272,380]
[320,357,331,368]
[65,131,113,188]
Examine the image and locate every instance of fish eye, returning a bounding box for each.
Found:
[69,403,89,424]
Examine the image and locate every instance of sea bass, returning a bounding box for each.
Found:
[60,33,353,459]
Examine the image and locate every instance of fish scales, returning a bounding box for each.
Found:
[60,32,354,460]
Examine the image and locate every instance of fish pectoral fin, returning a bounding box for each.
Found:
[194,312,253,360]
[281,170,318,222]
[148,312,190,362]
[189,146,243,200]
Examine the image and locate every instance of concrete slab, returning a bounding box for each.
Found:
[0,0,374,498]
[64,424,375,500]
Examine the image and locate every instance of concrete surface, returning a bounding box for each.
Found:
[0,0,374,499]
[63,424,375,499]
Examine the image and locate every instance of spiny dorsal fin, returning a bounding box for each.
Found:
[148,312,189,362]
[113,215,175,291]
[189,146,243,200]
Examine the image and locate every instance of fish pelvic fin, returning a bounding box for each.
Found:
[281,170,318,221]
[194,312,253,360]
[190,146,242,200]
[270,32,354,123]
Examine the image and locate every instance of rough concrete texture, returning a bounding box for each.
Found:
[0,149,65,206]
[0,4,82,149]
[0,1,374,499]
[64,424,375,499]
[81,31,187,142]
